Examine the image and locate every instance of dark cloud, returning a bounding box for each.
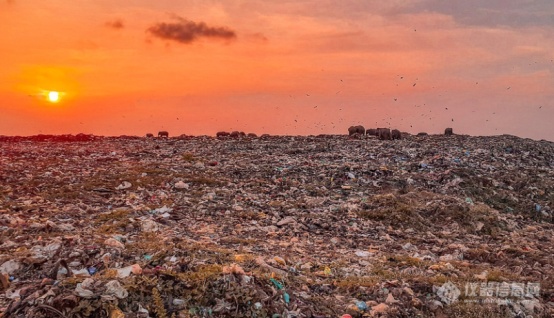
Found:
[147,17,236,44]
[6,0,15,4]
[105,19,124,29]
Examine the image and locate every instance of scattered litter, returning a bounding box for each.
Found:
[0,134,552,317]
[104,280,129,299]
[0,260,21,276]
[116,264,142,278]
[104,238,125,249]
[174,181,189,189]
[355,250,371,258]
[115,181,132,190]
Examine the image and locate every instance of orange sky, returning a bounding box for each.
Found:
[1,1,553,140]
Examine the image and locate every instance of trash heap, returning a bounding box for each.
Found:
[0,133,553,317]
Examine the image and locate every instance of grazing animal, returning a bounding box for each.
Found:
[444,128,453,136]
[377,128,392,140]
[146,133,154,138]
[158,131,169,138]
[216,131,230,138]
[391,129,402,140]
[348,125,365,136]
[417,132,428,136]
[366,129,377,136]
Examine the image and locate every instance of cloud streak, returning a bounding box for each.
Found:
[400,0,554,28]
[105,19,124,29]
[147,17,236,44]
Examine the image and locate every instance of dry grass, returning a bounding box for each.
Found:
[93,208,132,234]
[356,193,505,235]
[386,254,428,268]
[181,153,196,162]
[236,211,267,220]
[334,276,380,290]
[172,264,223,283]
[443,302,513,318]
[41,185,83,201]
[219,237,257,245]
[188,176,221,186]
[126,232,173,256]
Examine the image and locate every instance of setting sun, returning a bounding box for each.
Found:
[47,91,59,103]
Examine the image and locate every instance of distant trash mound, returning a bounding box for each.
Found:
[348,125,365,136]
[0,134,99,142]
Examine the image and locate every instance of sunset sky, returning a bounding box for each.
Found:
[1,1,553,140]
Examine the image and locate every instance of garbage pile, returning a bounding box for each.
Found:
[0,133,553,317]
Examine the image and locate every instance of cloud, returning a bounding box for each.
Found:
[246,32,268,43]
[400,0,554,28]
[147,17,236,44]
[105,19,124,29]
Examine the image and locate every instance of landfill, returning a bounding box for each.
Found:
[0,133,553,317]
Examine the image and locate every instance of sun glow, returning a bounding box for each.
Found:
[48,91,60,103]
